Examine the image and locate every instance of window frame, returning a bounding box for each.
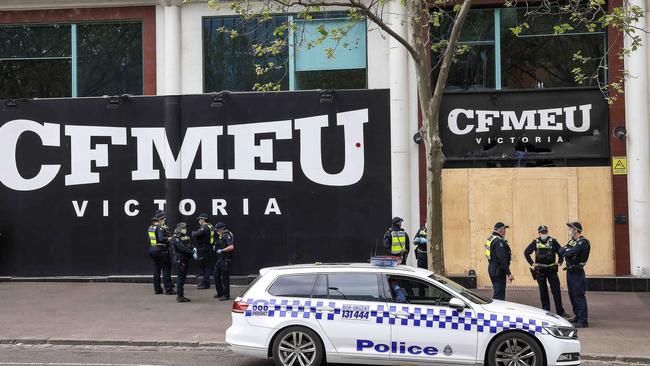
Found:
[0,20,144,99]
[383,274,457,306]
[201,13,368,93]
[266,273,319,298]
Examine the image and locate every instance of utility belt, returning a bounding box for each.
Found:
[563,263,586,273]
[534,263,559,271]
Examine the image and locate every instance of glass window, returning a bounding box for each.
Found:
[312,274,328,298]
[429,274,491,304]
[203,16,290,92]
[500,7,606,89]
[295,68,366,90]
[202,14,367,92]
[431,9,496,91]
[0,22,143,100]
[0,24,71,99]
[387,276,453,306]
[268,274,317,297]
[77,22,143,97]
[327,274,380,301]
[430,6,607,91]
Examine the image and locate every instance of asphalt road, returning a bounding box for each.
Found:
[0,345,645,366]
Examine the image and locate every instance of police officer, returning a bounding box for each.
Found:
[414,223,428,269]
[524,225,568,317]
[192,213,215,290]
[560,221,591,328]
[147,210,175,295]
[172,222,193,303]
[486,222,514,300]
[214,222,235,301]
[383,217,410,264]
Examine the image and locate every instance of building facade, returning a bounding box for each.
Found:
[1,0,648,286]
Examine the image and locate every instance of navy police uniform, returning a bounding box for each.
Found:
[486,222,512,301]
[192,213,215,289]
[414,225,428,269]
[147,210,174,295]
[383,217,410,264]
[172,222,193,303]
[560,221,591,327]
[214,221,234,300]
[524,225,566,316]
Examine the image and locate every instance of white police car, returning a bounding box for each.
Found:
[226,263,580,366]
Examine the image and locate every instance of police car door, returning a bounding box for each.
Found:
[313,273,391,361]
[384,275,478,364]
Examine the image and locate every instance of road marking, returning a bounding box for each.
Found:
[0,363,164,366]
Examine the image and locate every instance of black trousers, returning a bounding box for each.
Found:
[416,252,428,269]
[567,269,588,323]
[214,257,231,298]
[488,265,506,300]
[198,253,215,287]
[176,257,190,298]
[536,269,565,314]
[150,249,172,293]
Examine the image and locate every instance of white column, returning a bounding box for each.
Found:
[388,2,412,248]
[160,0,182,95]
[625,0,650,277]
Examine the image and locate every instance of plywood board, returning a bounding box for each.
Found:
[441,167,615,290]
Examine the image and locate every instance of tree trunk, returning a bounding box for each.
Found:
[407,0,473,275]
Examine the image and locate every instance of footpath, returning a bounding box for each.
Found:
[0,282,648,363]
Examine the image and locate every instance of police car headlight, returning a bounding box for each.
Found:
[544,326,578,339]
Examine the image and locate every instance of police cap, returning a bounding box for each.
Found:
[215,222,226,230]
[197,213,210,221]
[392,217,403,225]
[566,221,583,232]
[493,222,509,230]
[538,225,549,233]
[152,209,166,220]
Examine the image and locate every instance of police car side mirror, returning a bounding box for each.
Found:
[449,297,466,312]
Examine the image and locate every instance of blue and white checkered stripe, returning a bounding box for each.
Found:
[245,298,341,320]
[244,298,547,335]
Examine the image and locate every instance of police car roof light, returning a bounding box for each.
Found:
[370,256,401,267]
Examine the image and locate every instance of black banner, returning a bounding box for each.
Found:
[439,88,610,161]
[0,90,392,276]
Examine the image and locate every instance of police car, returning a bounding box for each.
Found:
[226,261,580,366]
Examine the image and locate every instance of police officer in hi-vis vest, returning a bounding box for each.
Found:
[383,217,410,264]
[192,213,215,290]
[560,221,591,328]
[524,225,569,317]
[485,222,513,300]
[147,209,175,295]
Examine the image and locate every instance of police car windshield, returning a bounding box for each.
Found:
[429,274,491,304]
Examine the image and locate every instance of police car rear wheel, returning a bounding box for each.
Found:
[272,326,324,366]
[488,332,543,366]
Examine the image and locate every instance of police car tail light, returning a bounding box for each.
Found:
[232,301,249,313]
[544,326,578,339]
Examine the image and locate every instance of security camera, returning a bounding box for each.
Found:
[614,125,627,139]
[413,132,423,144]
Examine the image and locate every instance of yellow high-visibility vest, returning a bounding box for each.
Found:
[148,226,157,246]
[485,235,498,260]
[390,230,407,255]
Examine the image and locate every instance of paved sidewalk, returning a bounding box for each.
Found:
[0,282,649,361]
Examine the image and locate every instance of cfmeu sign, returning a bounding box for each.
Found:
[0,109,368,191]
[0,90,392,276]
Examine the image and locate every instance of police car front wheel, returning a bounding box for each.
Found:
[487,332,544,366]
[272,326,324,366]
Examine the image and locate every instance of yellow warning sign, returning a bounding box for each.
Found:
[612,156,627,175]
